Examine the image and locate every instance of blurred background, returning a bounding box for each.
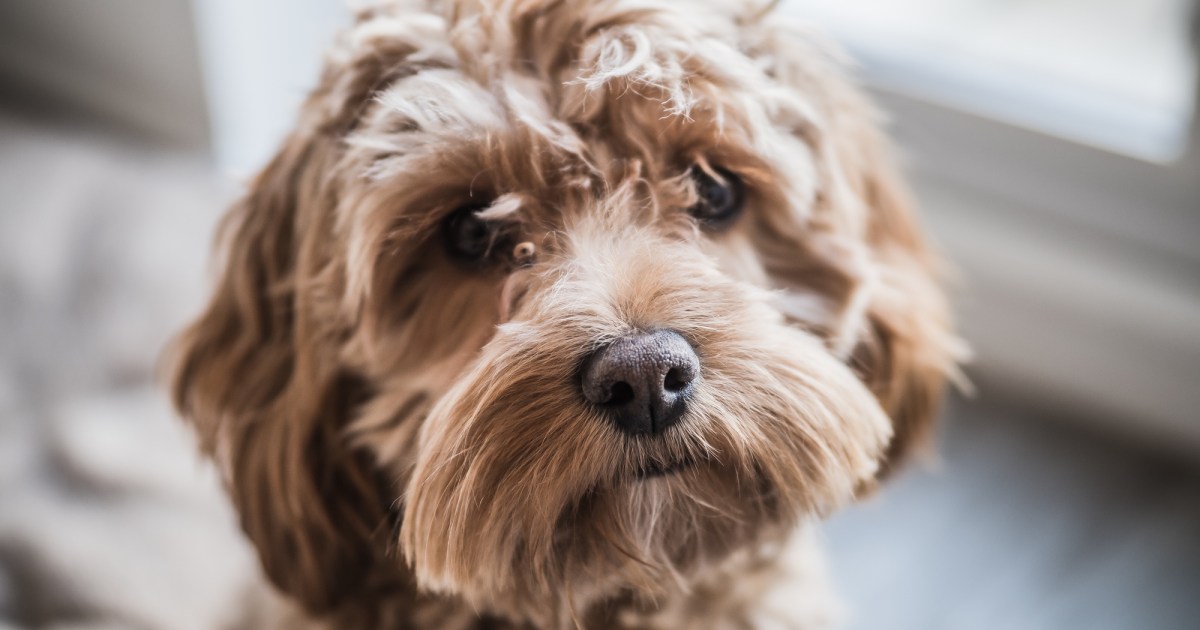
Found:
[0,1,1197,629]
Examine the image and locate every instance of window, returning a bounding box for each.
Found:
[783,0,1196,162]
[785,0,1200,450]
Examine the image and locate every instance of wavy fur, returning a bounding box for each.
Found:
[169,1,961,627]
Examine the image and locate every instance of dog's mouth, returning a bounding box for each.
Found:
[634,456,695,480]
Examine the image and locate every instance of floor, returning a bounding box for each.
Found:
[825,397,1200,630]
[1,108,1198,629]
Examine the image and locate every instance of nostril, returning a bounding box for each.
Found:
[605,381,636,407]
[580,328,699,436]
[663,367,692,393]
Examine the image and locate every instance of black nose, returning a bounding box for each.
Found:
[581,329,700,436]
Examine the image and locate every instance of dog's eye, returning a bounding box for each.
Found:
[688,167,744,228]
[444,205,495,261]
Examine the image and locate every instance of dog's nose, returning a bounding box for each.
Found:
[581,329,699,436]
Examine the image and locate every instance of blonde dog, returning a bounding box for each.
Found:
[170,1,961,627]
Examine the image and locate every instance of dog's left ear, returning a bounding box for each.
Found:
[745,18,964,475]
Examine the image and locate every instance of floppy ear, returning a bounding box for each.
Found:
[744,18,963,475]
[167,9,463,611]
[840,120,963,474]
[168,126,389,613]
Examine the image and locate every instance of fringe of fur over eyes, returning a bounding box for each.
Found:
[168,0,965,628]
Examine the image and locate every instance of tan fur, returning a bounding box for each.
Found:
[168,1,961,627]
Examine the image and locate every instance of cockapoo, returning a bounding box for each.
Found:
[170,1,961,627]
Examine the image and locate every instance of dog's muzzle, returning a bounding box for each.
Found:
[580,329,699,436]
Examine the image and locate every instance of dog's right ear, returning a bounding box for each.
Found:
[168,9,463,613]
[167,126,390,613]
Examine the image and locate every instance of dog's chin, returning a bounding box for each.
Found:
[633,455,695,480]
[400,439,778,621]
[487,461,779,624]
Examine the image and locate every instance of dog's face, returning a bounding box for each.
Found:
[171,0,959,625]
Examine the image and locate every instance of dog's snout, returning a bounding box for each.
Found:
[581,329,699,436]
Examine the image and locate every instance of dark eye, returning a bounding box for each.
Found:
[444,204,495,261]
[688,167,744,228]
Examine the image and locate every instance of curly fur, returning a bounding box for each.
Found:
[168,1,962,627]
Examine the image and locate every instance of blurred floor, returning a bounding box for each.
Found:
[1,107,1198,629]
[826,397,1200,630]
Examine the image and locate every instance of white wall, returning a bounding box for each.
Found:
[189,0,351,177]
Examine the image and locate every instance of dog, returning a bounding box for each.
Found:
[169,1,962,627]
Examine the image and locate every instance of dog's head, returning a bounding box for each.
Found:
[171,0,960,624]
